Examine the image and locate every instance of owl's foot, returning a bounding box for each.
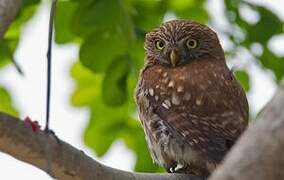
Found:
[172,163,189,173]
[165,163,188,173]
[171,164,209,179]
[166,167,174,173]
[165,163,177,173]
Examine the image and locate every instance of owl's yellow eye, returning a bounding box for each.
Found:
[186,39,198,49]
[155,40,165,50]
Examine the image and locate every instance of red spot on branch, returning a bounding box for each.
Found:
[24,116,41,132]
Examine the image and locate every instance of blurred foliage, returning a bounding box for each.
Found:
[0,87,18,116]
[224,0,284,82]
[0,0,40,69]
[0,0,284,173]
[0,0,40,115]
[234,70,250,91]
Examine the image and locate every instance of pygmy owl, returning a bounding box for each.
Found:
[135,20,248,178]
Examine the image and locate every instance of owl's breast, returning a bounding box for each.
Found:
[140,60,246,117]
[140,62,217,113]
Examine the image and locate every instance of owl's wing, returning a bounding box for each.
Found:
[153,103,230,163]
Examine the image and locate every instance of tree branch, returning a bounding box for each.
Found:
[209,82,284,180]
[0,112,201,180]
[0,0,21,40]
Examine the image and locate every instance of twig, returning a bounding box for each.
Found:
[45,0,57,176]
[45,0,57,131]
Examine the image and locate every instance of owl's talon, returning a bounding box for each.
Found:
[166,168,172,173]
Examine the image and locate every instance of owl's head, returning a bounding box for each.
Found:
[144,20,224,67]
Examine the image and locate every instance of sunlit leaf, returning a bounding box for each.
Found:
[84,96,129,156]
[0,87,18,116]
[71,62,102,106]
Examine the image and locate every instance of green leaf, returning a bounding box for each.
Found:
[130,0,167,31]
[0,41,12,68]
[234,70,250,91]
[71,62,129,156]
[79,30,128,72]
[70,62,102,106]
[170,0,208,23]
[129,39,145,72]
[102,56,129,106]
[0,87,18,116]
[55,1,79,44]
[74,0,135,72]
[84,97,129,156]
[72,0,135,40]
[247,6,283,44]
[259,47,284,82]
[22,0,40,6]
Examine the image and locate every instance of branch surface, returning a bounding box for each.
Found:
[209,83,284,180]
[0,0,21,40]
[0,112,201,180]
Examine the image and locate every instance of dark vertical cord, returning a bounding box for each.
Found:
[45,1,57,175]
[45,0,57,131]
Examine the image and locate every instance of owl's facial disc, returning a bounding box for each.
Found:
[145,20,224,67]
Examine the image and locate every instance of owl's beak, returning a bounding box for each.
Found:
[170,50,178,67]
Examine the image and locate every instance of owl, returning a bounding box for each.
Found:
[135,20,248,178]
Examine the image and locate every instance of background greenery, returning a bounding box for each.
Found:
[0,0,283,172]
